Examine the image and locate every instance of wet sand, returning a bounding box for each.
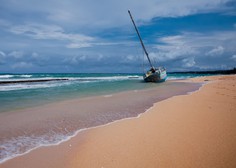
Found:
[1,75,236,168]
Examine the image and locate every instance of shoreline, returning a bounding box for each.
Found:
[1,75,236,167]
[0,80,200,164]
[0,81,203,164]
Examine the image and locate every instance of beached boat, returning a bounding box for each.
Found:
[128,10,167,83]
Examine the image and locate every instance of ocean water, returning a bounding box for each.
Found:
[0,73,206,163]
[0,73,206,112]
[0,73,141,112]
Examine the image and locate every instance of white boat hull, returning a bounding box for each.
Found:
[143,68,167,82]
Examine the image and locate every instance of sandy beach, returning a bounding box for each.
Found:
[1,75,236,168]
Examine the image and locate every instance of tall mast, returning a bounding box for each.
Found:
[128,10,154,69]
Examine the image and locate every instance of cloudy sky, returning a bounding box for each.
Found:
[0,0,236,73]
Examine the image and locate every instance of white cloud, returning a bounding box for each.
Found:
[127,55,136,61]
[0,51,6,57]
[144,30,236,71]
[205,46,224,56]
[64,53,106,65]
[63,55,88,65]
[231,55,236,61]
[51,0,235,27]
[154,31,236,60]
[149,46,197,63]
[0,51,6,64]
[11,62,33,69]
[79,55,87,61]
[66,43,92,49]
[97,54,104,61]
[151,34,199,62]
[8,51,24,59]
[2,0,234,29]
[31,52,39,58]
[9,24,94,48]
[182,57,196,67]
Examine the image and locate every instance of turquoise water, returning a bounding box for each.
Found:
[0,73,210,112]
[0,73,142,112]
